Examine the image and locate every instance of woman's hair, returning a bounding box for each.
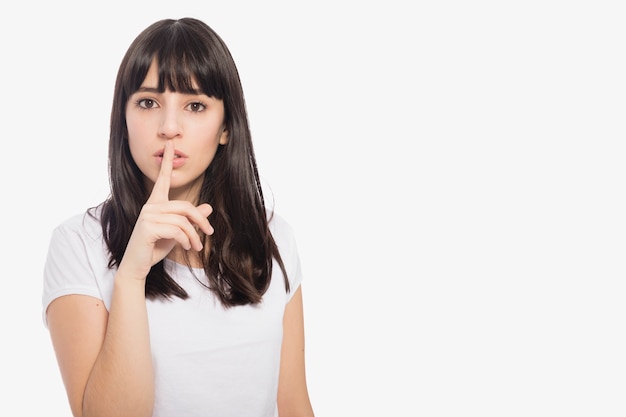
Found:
[98,17,289,306]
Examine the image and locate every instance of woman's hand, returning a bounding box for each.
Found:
[118,140,214,280]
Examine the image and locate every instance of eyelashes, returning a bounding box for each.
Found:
[136,98,157,109]
[187,102,207,113]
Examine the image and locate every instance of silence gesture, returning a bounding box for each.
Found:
[118,140,214,281]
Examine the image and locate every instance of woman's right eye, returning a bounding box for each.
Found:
[137,98,157,109]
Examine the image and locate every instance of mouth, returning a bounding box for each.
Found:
[154,150,187,159]
[154,150,188,169]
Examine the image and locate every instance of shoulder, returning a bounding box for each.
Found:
[268,210,292,233]
[46,206,107,268]
[52,206,103,242]
[268,211,298,249]
[267,211,304,293]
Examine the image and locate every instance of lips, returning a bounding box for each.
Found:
[154,149,188,159]
[154,148,188,168]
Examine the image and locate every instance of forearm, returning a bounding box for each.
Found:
[82,275,154,417]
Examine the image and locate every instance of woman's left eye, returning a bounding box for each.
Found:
[188,102,206,112]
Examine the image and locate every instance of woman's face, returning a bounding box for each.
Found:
[126,60,228,201]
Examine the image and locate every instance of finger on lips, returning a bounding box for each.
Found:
[150,141,174,202]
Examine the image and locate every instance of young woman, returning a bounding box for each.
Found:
[42,17,314,417]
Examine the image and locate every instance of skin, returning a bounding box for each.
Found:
[46,61,314,417]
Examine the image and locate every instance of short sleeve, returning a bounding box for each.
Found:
[269,213,303,303]
[41,212,109,327]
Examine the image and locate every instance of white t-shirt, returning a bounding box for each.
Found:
[42,206,303,417]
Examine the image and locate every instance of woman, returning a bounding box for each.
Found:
[42,17,314,417]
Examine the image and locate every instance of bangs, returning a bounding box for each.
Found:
[124,21,228,99]
[156,48,226,98]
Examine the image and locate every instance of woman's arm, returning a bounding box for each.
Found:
[47,277,154,417]
[277,286,315,417]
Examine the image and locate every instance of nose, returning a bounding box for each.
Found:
[158,108,182,139]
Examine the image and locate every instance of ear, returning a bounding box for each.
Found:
[219,128,229,145]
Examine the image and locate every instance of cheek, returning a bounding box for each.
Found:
[126,115,146,158]
[201,137,224,162]
[126,128,140,157]
[126,113,140,141]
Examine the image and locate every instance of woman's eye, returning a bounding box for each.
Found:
[138,99,157,109]
[188,102,206,112]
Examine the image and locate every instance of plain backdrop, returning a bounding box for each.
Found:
[2,1,625,415]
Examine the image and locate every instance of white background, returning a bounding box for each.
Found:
[1,1,625,415]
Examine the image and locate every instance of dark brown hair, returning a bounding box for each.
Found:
[98,17,289,306]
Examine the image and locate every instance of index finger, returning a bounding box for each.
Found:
[148,140,174,202]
